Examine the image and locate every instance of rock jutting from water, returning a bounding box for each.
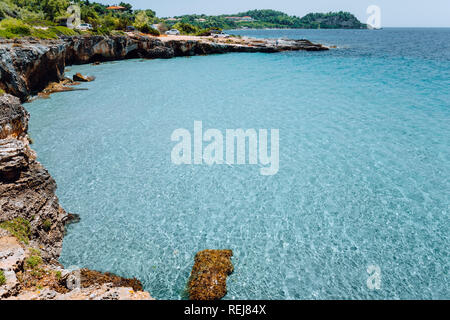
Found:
[187,249,234,300]
[72,72,95,82]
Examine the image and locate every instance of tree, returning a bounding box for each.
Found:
[172,22,198,35]
[119,2,132,14]
[81,5,98,23]
[133,10,149,30]
[40,0,70,21]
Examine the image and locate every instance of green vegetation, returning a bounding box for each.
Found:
[0,217,31,244]
[0,2,366,39]
[0,0,162,38]
[29,248,41,256]
[26,255,43,269]
[0,270,6,286]
[0,17,79,39]
[167,10,367,30]
[42,219,52,232]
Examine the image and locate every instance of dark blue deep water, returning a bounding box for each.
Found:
[27,29,449,299]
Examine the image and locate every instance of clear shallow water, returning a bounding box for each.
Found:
[27,29,449,299]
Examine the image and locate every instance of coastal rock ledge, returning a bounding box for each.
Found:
[0,34,328,101]
[0,94,153,300]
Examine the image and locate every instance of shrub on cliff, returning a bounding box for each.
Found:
[196,27,223,36]
[30,27,58,39]
[0,18,31,37]
[147,27,160,36]
[51,25,77,36]
[0,270,6,286]
[172,22,199,35]
[134,10,150,30]
[26,255,43,269]
[138,24,160,36]
[95,15,120,33]
[0,217,31,244]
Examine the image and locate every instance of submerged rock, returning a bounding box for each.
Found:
[187,249,234,300]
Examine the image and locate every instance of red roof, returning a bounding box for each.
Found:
[106,6,125,10]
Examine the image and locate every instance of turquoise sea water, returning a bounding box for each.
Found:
[27,29,449,299]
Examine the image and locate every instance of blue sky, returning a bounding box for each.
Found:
[97,0,450,27]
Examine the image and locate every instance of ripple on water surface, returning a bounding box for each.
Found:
[27,29,449,299]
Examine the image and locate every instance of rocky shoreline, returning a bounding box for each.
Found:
[0,34,327,300]
[0,34,328,101]
[0,93,153,300]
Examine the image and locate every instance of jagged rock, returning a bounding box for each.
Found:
[72,73,95,82]
[6,284,154,300]
[187,249,234,300]
[0,41,67,101]
[0,94,29,139]
[0,139,30,182]
[0,97,67,263]
[0,95,153,300]
[0,35,327,101]
[0,236,26,270]
[0,270,20,298]
[79,269,143,292]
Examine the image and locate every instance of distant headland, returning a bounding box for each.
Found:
[164,10,368,30]
[0,1,367,41]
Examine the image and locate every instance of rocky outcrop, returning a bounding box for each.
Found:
[72,72,95,82]
[6,283,153,300]
[0,93,29,139]
[0,94,152,299]
[0,230,153,300]
[0,94,66,262]
[187,249,234,300]
[0,233,24,298]
[0,39,67,102]
[0,34,327,101]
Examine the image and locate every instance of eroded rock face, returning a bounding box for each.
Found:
[0,94,66,263]
[0,40,67,101]
[0,139,32,182]
[0,235,24,298]
[6,283,154,300]
[187,249,234,300]
[0,35,327,102]
[0,94,29,139]
[0,94,153,300]
[0,235,25,271]
[72,72,95,82]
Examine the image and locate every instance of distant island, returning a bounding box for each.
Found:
[165,10,368,30]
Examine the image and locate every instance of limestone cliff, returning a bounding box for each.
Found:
[0,94,152,299]
[0,34,328,101]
